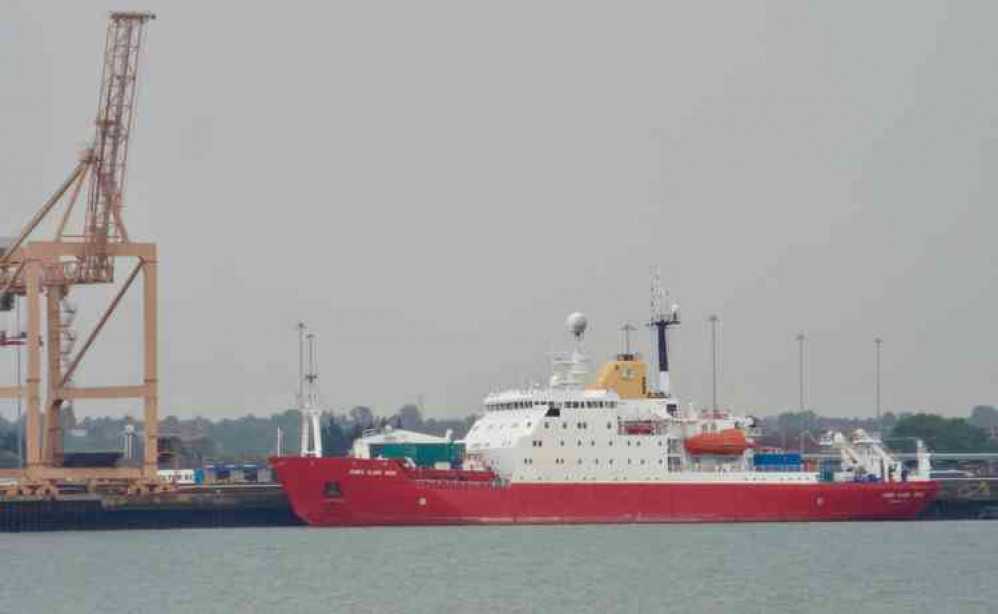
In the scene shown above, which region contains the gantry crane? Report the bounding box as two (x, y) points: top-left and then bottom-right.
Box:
(0, 12), (159, 492)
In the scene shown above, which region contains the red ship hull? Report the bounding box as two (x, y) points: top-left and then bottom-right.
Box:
(271, 457), (939, 526)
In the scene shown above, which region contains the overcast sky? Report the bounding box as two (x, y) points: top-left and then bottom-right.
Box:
(1, 1), (995, 421)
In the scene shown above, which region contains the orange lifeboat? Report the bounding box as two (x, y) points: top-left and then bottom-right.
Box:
(684, 429), (753, 456)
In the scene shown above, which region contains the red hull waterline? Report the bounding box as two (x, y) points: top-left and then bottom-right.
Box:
(271, 457), (939, 527)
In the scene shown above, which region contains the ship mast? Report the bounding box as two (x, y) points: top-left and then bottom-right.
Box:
(649, 268), (680, 397)
(297, 325), (323, 458)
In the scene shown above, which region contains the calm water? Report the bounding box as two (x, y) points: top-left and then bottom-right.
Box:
(1, 522), (995, 613)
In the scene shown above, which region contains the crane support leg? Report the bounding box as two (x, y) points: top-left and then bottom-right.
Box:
(43, 287), (64, 465)
(142, 254), (158, 478)
(24, 261), (42, 468)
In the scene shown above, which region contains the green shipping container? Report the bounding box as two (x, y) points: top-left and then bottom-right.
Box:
(370, 443), (464, 468)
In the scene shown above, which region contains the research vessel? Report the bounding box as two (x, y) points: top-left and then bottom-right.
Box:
(272, 305), (938, 526)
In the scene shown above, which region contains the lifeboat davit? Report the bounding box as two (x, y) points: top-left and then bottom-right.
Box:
(684, 429), (753, 456)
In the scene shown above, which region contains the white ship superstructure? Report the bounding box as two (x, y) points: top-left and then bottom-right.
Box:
(462, 312), (929, 485)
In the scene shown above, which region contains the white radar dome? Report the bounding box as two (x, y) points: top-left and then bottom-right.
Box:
(565, 312), (588, 337)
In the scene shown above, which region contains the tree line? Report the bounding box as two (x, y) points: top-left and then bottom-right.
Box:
(0, 404), (474, 467)
(0, 404), (995, 468)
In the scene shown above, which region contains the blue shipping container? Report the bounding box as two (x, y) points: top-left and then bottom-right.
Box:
(753, 453), (803, 467)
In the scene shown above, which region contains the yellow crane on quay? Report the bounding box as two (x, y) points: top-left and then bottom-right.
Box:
(0, 12), (161, 496)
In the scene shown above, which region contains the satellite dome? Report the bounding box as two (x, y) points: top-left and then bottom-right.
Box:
(565, 312), (588, 337)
